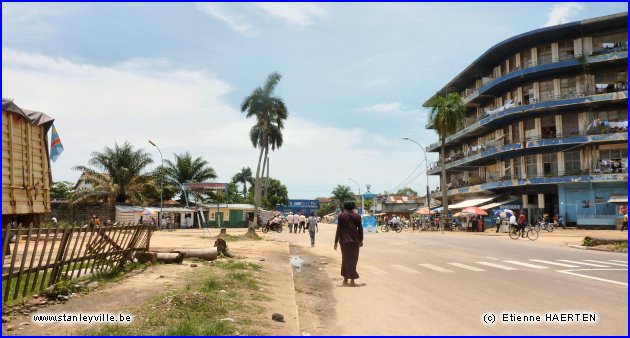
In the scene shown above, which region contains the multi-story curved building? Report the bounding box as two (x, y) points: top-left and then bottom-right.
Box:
(424, 12), (627, 228)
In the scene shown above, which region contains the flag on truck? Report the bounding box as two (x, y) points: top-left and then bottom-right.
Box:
(50, 124), (64, 162)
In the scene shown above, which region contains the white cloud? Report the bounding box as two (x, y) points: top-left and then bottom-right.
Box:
(544, 2), (584, 27)
(2, 49), (435, 198)
(255, 3), (327, 29)
(357, 102), (402, 114)
(194, 3), (255, 34)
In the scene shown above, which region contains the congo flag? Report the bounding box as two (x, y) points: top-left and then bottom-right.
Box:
(50, 124), (64, 162)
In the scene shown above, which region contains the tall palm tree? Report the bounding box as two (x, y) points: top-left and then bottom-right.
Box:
(424, 93), (466, 219)
(242, 72), (288, 233)
(163, 152), (217, 205)
(73, 141), (153, 203)
(232, 167), (254, 197)
(262, 127), (284, 198)
(331, 185), (355, 210)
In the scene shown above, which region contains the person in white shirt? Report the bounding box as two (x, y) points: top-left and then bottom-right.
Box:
(51, 216), (58, 227)
(299, 214), (307, 233)
(293, 214), (300, 233)
(286, 213), (294, 233)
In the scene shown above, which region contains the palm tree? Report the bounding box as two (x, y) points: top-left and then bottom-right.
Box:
(72, 141), (153, 204)
(162, 152), (217, 205)
(331, 185), (355, 209)
(232, 167), (254, 197)
(263, 128), (284, 198)
(424, 93), (466, 219)
(242, 72), (288, 233)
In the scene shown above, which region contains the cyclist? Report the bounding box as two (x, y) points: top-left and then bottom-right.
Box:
(509, 212), (519, 236)
(517, 211), (527, 237)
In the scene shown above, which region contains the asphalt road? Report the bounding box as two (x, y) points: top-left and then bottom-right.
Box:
(277, 223), (628, 335)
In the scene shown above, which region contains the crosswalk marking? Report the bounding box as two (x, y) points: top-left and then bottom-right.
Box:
(448, 263), (485, 272)
(418, 264), (453, 273)
(608, 260), (629, 264)
(390, 264), (420, 274)
(476, 261), (518, 270)
(557, 260), (611, 267)
(362, 265), (387, 275)
(503, 260), (548, 269)
(529, 259), (579, 268)
(584, 260), (628, 267)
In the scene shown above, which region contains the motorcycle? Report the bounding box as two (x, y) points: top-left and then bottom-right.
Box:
(261, 221), (283, 233)
(534, 220), (554, 232)
(380, 220), (403, 233)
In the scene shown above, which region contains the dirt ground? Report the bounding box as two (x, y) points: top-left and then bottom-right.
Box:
(2, 228), (322, 336)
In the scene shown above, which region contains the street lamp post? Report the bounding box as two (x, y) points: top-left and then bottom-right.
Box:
(402, 137), (431, 211)
(347, 177), (364, 215)
(148, 140), (163, 229)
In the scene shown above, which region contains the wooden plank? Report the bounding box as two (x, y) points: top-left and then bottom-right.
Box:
(77, 225), (98, 278)
(2, 224), (11, 257)
(4, 223), (22, 301)
(49, 227), (72, 284)
(22, 225), (43, 297)
(38, 225), (62, 293)
(67, 227), (87, 279)
(30, 226), (52, 293)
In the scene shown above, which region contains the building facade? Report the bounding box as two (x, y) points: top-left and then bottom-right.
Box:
(276, 199), (320, 216)
(424, 13), (628, 228)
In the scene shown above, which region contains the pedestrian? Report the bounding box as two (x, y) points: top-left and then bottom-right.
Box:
(517, 211), (527, 237)
(51, 215), (58, 227)
(299, 213), (307, 233)
(94, 215), (101, 227)
(622, 211), (628, 231)
(287, 213), (294, 233)
(477, 216), (483, 232)
(495, 216), (501, 233)
(293, 214), (299, 233)
(308, 213), (318, 247)
(89, 215), (97, 229)
(334, 201), (363, 287)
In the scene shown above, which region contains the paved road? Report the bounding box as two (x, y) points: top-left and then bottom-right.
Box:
(275, 223), (628, 335)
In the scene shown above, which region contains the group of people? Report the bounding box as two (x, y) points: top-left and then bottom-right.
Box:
(285, 212), (309, 233)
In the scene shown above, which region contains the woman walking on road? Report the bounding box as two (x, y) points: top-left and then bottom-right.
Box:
(334, 201), (364, 286)
(308, 213), (318, 247)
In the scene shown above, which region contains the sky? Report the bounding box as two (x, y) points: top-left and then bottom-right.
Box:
(2, 2), (628, 199)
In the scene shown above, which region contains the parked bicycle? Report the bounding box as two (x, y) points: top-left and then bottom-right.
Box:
(533, 220), (554, 232)
(509, 224), (538, 240)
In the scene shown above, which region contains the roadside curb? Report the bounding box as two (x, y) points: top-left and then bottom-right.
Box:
(567, 244), (625, 253)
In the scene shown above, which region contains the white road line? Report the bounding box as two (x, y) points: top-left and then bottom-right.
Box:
(390, 264), (420, 274)
(418, 264), (453, 273)
(529, 259), (579, 268)
(503, 260), (548, 269)
(557, 260), (611, 267)
(362, 265), (387, 275)
(609, 260), (629, 264)
(584, 260), (628, 267)
(475, 262), (518, 271)
(448, 263), (485, 272)
(557, 269), (628, 286)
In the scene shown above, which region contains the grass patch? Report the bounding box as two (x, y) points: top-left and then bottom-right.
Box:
(85, 258), (270, 336)
(611, 242), (628, 252)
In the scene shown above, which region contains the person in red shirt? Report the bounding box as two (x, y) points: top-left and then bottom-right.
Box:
(517, 211), (527, 237)
(334, 201), (364, 287)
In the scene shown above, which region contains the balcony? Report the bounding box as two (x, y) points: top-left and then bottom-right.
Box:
(428, 88), (628, 152)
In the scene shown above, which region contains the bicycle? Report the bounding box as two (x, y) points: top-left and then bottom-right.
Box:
(533, 220), (554, 233)
(509, 224), (538, 240)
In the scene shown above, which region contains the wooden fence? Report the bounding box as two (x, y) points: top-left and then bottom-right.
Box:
(2, 222), (154, 301)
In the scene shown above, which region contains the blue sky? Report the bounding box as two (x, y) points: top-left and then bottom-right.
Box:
(2, 2), (627, 199)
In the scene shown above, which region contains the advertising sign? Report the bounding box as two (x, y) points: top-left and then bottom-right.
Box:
(362, 215), (377, 234)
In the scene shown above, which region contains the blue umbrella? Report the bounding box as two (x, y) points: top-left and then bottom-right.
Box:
(494, 209), (514, 218)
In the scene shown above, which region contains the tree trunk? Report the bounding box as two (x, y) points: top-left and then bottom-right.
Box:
(440, 137), (448, 219)
(242, 180), (247, 198)
(263, 150), (270, 198)
(250, 146), (265, 233)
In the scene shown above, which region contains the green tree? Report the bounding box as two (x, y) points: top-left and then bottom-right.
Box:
(260, 178), (289, 209)
(242, 72), (288, 233)
(316, 202), (335, 217)
(163, 152), (217, 205)
(72, 141), (153, 204)
(364, 199), (373, 213)
(231, 167), (254, 197)
(50, 181), (74, 200)
(209, 182), (243, 204)
(424, 93), (466, 218)
(395, 187), (418, 196)
(331, 185), (355, 209)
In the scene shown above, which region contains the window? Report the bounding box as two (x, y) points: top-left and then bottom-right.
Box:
(564, 151), (581, 175)
(514, 157), (523, 178)
(512, 122), (520, 143)
(558, 41), (574, 61)
(521, 48), (533, 67)
(600, 148), (628, 161)
(562, 114), (579, 137)
(504, 160), (512, 178)
(539, 79), (554, 101)
(537, 44), (552, 64)
(542, 153), (557, 176)
(527, 155), (537, 177)
(541, 115), (556, 139)
(595, 110), (624, 122)
(560, 77), (576, 98)
(522, 83), (534, 104)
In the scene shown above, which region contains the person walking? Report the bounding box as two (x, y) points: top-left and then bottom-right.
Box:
(293, 214), (299, 233)
(308, 213), (318, 247)
(299, 213), (307, 233)
(334, 201), (363, 287)
(622, 211), (628, 231)
(495, 216), (502, 233)
(51, 215), (58, 227)
(286, 213), (294, 233)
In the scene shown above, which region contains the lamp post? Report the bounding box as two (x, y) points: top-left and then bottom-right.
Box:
(148, 140), (163, 229)
(402, 137), (431, 211)
(347, 177), (364, 215)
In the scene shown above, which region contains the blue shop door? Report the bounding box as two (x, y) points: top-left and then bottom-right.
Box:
(564, 189), (583, 223)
